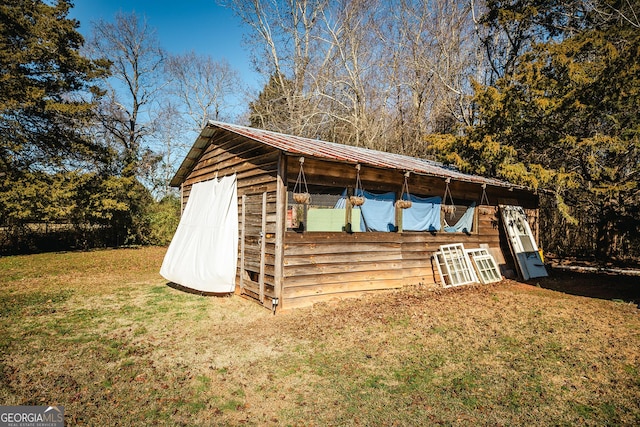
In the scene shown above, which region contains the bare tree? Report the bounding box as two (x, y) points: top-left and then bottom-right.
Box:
(219, 0), (328, 136)
(315, 0), (394, 149)
(89, 12), (165, 178)
(223, 0), (487, 155)
(388, 0), (439, 152)
(154, 101), (189, 198)
(590, 0), (640, 28)
(391, 0), (479, 141)
(166, 51), (242, 130)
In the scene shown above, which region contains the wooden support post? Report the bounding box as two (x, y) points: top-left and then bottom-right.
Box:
(273, 153), (286, 307)
(345, 187), (353, 232)
(180, 183), (184, 216)
(259, 191), (267, 303)
(473, 205), (479, 234)
(395, 191), (403, 232)
(240, 194), (246, 293)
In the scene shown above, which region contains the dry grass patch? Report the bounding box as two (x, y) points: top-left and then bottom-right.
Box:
(1, 247), (639, 426)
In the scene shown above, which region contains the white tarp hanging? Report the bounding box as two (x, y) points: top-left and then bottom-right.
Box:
(160, 174), (238, 293)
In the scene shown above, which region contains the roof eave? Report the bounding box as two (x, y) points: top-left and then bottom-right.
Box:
(169, 121), (536, 194)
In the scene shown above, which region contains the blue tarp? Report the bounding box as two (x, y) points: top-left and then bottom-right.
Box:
(444, 202), (476, 233)
(334, 190), (347, 209)
(402, 195), (442, 231)
(357, 190), (396, 232)
(337, 190), (443, 232)
(335, 189), (395, 231)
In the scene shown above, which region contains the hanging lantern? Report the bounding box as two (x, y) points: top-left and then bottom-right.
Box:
(396, 171), (413, 209)
(349, 164), (365, 206)
(293, 157), (311, 204)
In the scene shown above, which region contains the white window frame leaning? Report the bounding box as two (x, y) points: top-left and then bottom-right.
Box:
(465, 248), (502, 284)
(434, 243), (478, 287)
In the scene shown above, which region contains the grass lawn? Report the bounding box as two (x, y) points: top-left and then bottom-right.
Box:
(1, 247), (639, 426)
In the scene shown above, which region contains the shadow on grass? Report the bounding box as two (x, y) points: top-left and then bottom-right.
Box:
(535, 268), (640, 306)
(165, 281), (233, 298)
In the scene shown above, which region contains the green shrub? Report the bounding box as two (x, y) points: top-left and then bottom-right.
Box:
(146, 195), (181, 246)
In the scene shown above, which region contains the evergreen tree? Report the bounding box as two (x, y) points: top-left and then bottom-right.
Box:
(0, 1), (164, 251)
(0, 0), (108, 174)
(430, 0), (640, 258)
(248, 73), (296, 131)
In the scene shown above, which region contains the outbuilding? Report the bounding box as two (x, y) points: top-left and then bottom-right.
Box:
(161, 121), (543, 311)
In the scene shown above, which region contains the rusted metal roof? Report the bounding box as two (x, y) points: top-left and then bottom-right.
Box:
(170, 120), (525, 190)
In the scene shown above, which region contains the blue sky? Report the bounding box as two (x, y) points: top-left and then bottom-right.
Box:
(69, 0), (260, 90)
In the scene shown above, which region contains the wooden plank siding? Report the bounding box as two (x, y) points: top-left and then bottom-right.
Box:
(282, 232), (404, 309)
(278, 155), (524, 309)
(280, 207), (505, 309)
(177, 129), (536, 311)
(285, 156), (539, 209)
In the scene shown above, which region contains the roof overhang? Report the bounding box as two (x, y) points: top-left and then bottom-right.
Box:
(170, 120), (534, 194)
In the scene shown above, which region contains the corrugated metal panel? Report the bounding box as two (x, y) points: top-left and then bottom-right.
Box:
(170, 120), (524, 190)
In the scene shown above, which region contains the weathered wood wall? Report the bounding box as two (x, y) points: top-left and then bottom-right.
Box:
(179, 132), (538, 311)
(285, 156), (539, 209)
(280, 208), (506, 309)
(181, 130), (282, 307)
(279, 156), (535, 309)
